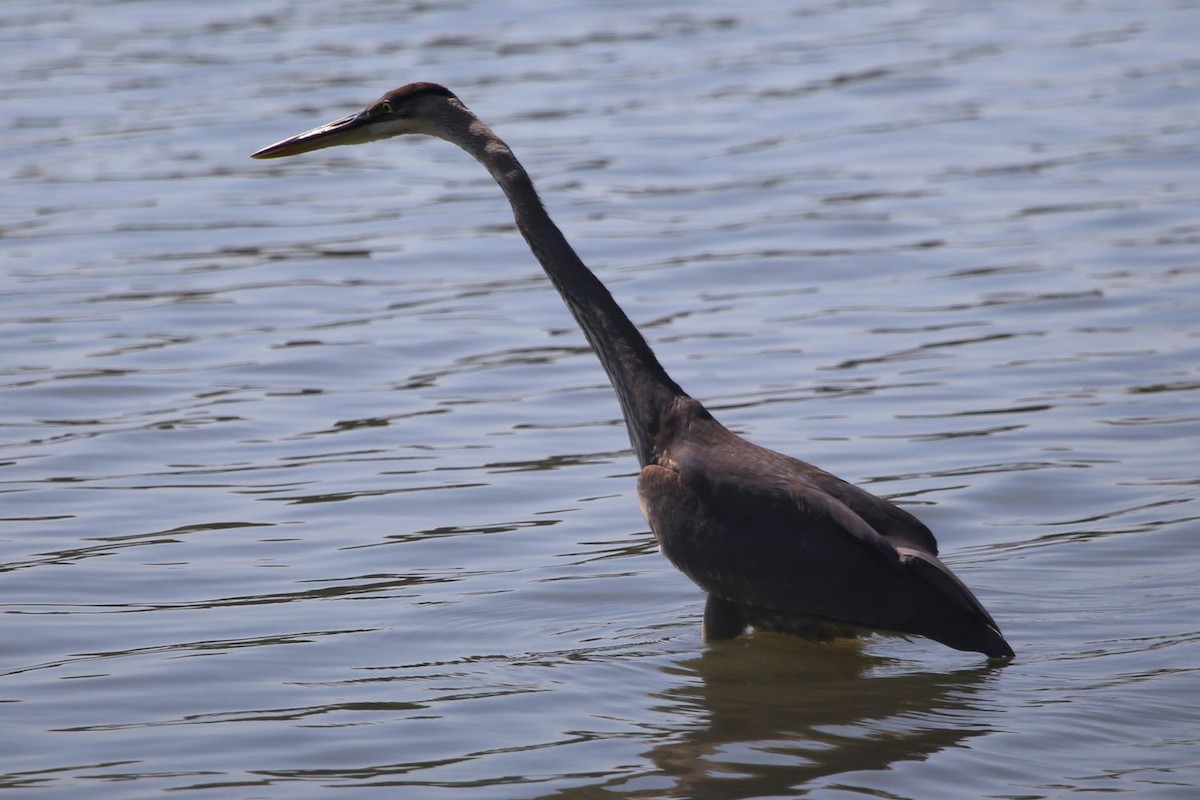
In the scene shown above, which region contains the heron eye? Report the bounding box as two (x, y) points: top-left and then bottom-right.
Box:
(380, 102), (394, 115)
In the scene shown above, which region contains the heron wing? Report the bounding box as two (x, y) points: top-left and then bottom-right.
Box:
(638, 459), (919, 629)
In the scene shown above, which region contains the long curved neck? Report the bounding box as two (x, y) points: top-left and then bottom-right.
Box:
(438, 105), (686, 466)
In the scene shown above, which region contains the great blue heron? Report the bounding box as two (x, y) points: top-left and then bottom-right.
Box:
(253, 82), (1014, 660)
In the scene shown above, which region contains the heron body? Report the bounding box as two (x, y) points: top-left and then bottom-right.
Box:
(253, 82), (1014, 660)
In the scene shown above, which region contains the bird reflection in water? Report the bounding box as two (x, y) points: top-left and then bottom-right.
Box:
(547, 640), (999, 799)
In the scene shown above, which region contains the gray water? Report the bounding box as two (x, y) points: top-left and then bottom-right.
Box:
(3, 1), (1199, 797)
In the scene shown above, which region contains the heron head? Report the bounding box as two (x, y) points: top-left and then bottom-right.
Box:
(251, 82), (461, 159)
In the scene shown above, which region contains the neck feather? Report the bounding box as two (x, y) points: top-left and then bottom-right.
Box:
(440, 105), (686, 466)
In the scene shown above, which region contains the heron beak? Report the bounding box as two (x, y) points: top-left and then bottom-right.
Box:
(251, 110), (372, 159)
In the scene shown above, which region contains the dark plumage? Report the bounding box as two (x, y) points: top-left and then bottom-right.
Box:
(253, 83), (1014, 660)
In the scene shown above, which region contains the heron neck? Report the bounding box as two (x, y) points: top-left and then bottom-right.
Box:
(448, 112), (685, 466)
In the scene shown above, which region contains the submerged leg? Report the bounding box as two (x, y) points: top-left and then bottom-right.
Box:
(702, 593), (747, 640)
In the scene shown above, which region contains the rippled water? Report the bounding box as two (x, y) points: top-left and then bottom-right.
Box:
(4, 1), (1200, 797)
